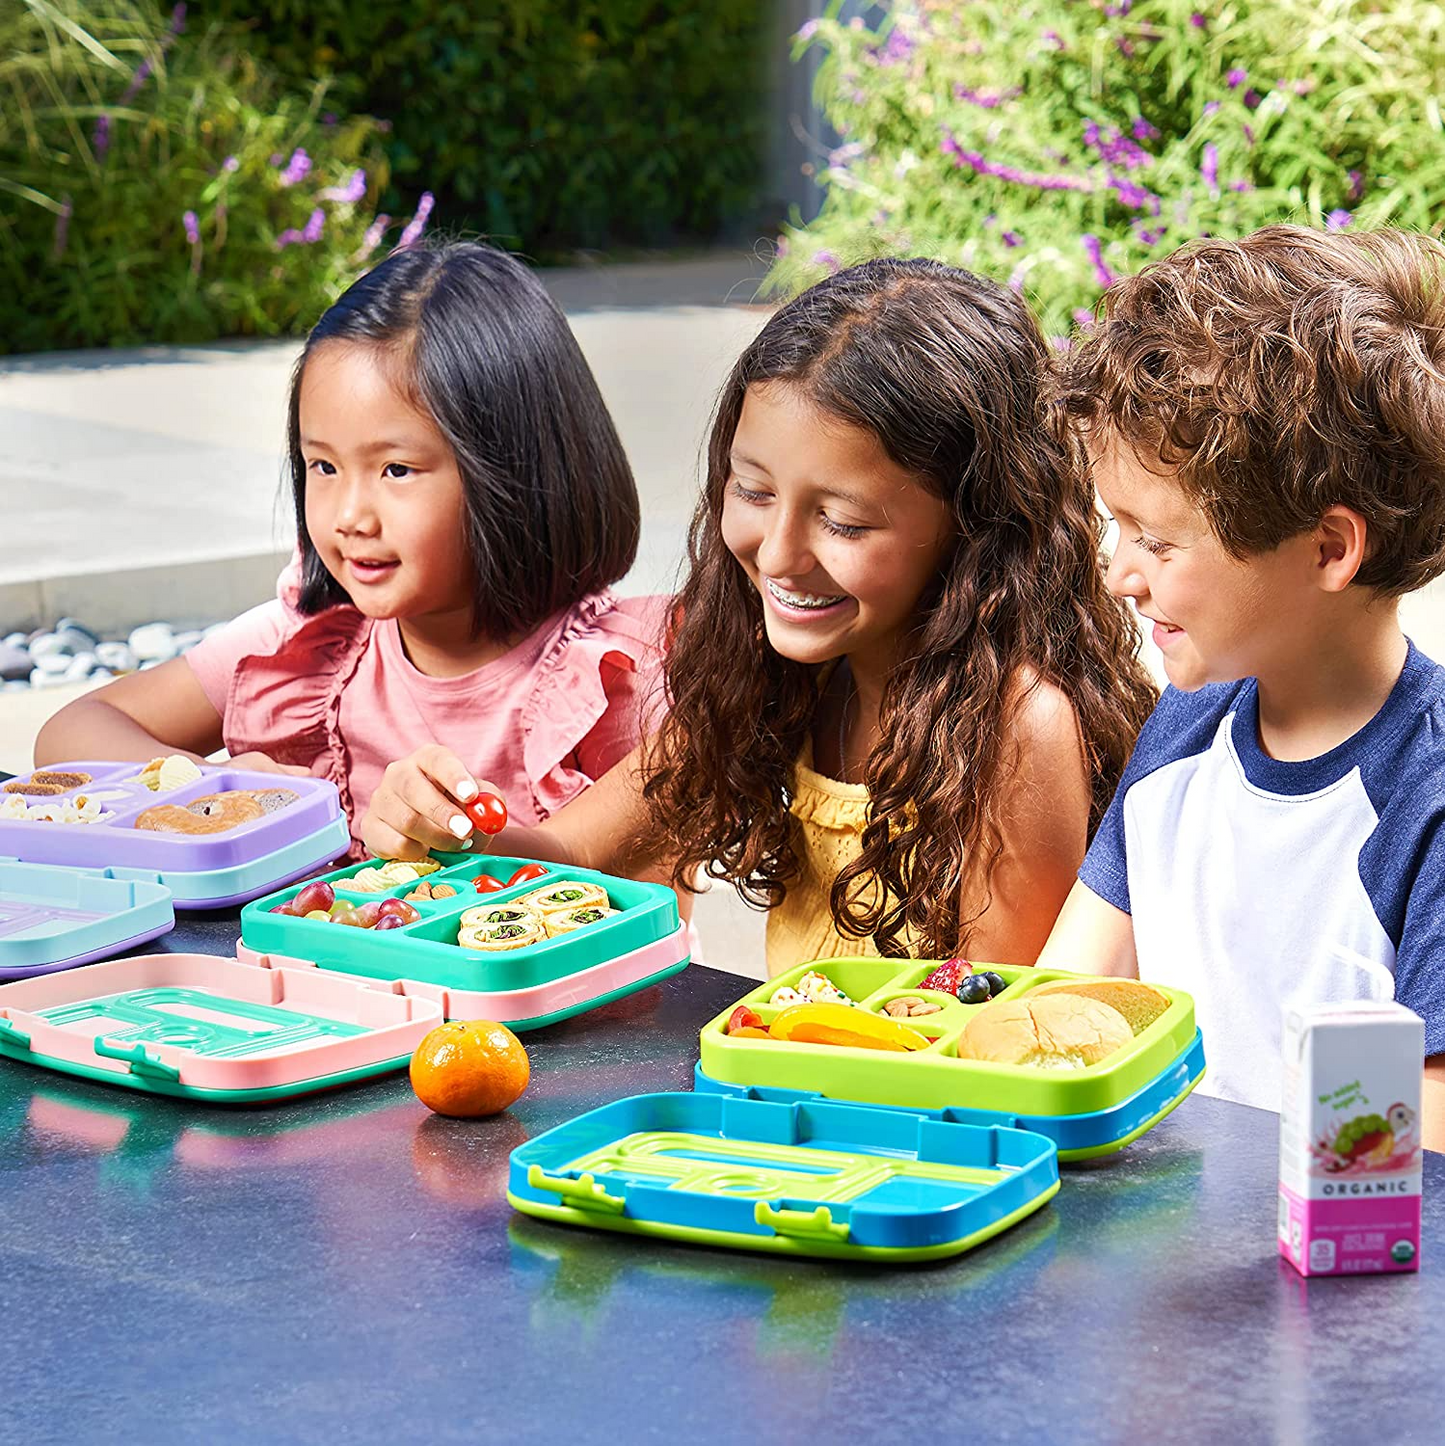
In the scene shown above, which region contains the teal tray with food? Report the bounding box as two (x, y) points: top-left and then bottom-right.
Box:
(239, 852), (686, 1001)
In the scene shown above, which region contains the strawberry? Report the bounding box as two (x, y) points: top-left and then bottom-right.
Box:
(918, 958), (972, 995)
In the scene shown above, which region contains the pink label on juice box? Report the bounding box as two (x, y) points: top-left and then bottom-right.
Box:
(1279, 1180), (1420, 1276)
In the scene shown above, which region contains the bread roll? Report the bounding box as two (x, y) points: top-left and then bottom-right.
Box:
(957, 993), (1133, 1070)
(1031, 978), (1171, 1035)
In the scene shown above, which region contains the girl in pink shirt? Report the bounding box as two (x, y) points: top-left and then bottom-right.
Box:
(37, 242), (667, 858)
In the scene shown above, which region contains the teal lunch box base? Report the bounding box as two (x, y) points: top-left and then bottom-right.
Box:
(692, 1029), (1206, 1163)
(508, 1089), (1061, 1261)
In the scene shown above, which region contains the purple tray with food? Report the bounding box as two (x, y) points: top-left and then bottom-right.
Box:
(0, 761), (351, 908)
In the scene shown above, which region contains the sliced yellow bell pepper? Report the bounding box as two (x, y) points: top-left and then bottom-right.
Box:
(769, 1002), (929, 1052)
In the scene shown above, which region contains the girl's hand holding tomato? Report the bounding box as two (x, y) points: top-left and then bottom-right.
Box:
(360, 744), (507, 862)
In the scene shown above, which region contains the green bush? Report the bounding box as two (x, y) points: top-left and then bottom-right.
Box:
(767, 1), (1445, 337)
(202, 0), (769, 253)
(1, 0), (397, 352)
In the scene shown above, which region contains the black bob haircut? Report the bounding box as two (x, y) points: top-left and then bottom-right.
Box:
(287, 240), (640, 636)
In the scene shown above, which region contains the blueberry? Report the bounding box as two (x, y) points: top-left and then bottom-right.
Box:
(981, 971), (1007, 998)
(957, 974), (992, 1005)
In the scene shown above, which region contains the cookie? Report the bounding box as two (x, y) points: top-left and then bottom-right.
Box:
(30, 771), (93, 790)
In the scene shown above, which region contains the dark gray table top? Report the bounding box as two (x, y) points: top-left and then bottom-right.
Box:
(0, 908), (1440, 1445)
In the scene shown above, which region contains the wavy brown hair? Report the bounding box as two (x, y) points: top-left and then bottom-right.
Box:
(1061, 225), (1445, 597)
(643, 257), (1157, 957)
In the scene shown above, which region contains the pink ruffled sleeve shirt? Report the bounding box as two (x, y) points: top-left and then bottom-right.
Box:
(187, 568), (670, 858)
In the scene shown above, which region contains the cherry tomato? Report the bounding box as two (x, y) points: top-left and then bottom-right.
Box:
(462, 791), (508, 836)
(506, 863), (550, 887)
(472, 874), (506, 893)
(727, 1005), (763, 1035)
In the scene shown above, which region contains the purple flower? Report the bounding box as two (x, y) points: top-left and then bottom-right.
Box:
(321, 168), (367, 204)
(1348, 170), (1365, 201)
(169, 3), (186, 34)
(1008, 263), (1028, 295)
(120, 59), (152, 105)
(1229, 179), (1253, 192)
(1203, 101), (1221, 118)
(182, 209), (199, 245)
(1244, 89), (1260, 109)
(1073, 307), (1097, 331)
(1201, 143), (1219, 196)
(92, 113), (111, 161)
(1002, 230), (1022, 248)
(1116, 37), (1135, 57)
(1226, 67), (1248, 88)
(775, 235), (789, 258)
(954, 84), (1020, 109)
(1325, 209), (1353, 232)
(302, 208), (325, 243)
(1105, 0), (1132, 14)
(397, 191), (435, 249)
(812, 249), (840, 272)
(277, 148), (312, 187)
(1109, 176), (1163, 214)
(1190, 11), (1207, 26)
(1082, 234), (1116, 288)
(796, 19), (820, 42)
(1042, 29), (1066, 50)
(1243, 124), (1255, 147)
(222, 155), (239, 173)
(876, 28), (915, 65)
(1133, 224), (1167, 246)
(357, 214), (391, 257)
(322, 112), (338, 127)
(1132, 116), (1159, 141)
(52, 196), (72, 261)
(943, 134), (1093, 196)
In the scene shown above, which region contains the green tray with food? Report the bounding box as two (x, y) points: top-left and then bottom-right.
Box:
(694, 957), (1204, 1161)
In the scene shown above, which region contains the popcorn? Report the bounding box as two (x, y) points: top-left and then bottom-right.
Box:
(767, 972), (856, 1009)
(0, 792), (114, 824)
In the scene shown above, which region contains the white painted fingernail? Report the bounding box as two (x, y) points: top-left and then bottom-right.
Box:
(455, 778), (478, 801)
(448, 814), (471, 838)
(459, 838), (473, 849)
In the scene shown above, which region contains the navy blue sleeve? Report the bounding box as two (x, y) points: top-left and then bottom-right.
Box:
(1078, 682), (1241, 917)
(1357, 695), (1445, 1057)
(1393, 836), (1445, 1058)
(1359, 808), (1445, 1059)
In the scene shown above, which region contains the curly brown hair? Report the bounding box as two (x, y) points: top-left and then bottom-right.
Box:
(642, 257), (1158, 957)
(1061, 224), (1445, 597)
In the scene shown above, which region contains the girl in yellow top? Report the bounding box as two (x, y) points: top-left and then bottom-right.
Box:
(363, 258), (1157, 974)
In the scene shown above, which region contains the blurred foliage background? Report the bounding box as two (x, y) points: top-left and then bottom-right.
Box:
(6, 0), (1444, 354)
(1, 0), (769, 353)
(766, 0), (1445, 338)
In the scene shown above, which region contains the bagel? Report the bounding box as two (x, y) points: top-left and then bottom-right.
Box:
(135, 792), (264, 835)
(957, 992), (1134, 1070)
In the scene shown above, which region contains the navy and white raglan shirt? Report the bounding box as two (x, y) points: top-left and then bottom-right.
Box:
(1080, 639), (1445, 1112)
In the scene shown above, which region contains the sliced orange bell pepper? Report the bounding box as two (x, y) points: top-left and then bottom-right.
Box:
(769, 1002), (928, 1052)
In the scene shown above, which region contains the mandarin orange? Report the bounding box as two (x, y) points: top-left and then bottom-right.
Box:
(409, 1019), (530, 1118)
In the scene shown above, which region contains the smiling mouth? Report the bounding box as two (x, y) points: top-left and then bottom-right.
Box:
(764, 578), (849, 611)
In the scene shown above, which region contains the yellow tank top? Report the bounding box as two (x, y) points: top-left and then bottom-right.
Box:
(765, 743), (918, 978)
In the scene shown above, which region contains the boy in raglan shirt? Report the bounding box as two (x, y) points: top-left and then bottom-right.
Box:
(1041, 225), (1445, 1147)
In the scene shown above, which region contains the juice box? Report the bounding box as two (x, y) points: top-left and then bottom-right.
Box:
(1278, 1000), (1423, 1277)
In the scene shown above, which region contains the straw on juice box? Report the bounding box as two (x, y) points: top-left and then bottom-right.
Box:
(1278, 1000), (1423, 1277)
